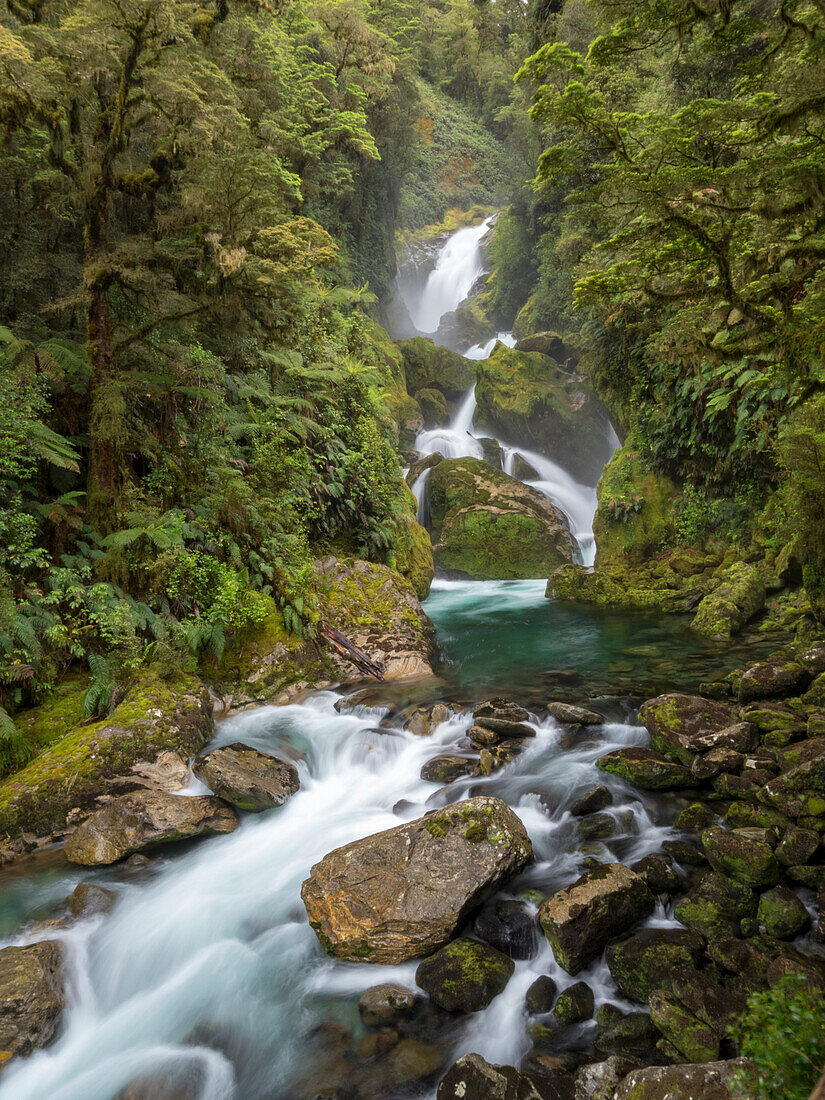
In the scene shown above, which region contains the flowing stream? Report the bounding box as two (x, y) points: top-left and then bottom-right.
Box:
(402, 217), (495, 335)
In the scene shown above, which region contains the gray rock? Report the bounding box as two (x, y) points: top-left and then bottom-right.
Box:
(613, 1059), (753, 1100)
(547, 703), (604, 726)
(571, 786), (613, 816)
(574, 1057), (642, 1100)
(358, 983), (416, 1027)
(420, 755), (476, 783)
(0, 941), (64, 1056)
(301, 797), (533, 963)
(68, 882), (117, 918)
(473, 899), (539, 960)
(437, 1052), (572, 1100)
(193, 742), (299, 812)
(525, 975), (557, 1015)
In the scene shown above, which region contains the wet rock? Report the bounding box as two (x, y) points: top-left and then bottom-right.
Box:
(662, 839), (706, 866)
(638, 694), (737, 765)
(701, 827), (779, 887)
(358, 983), (417, 1027)
(547, 703), (604, 727)
(691, 747), (743, 781)
(756, 885), (811, 939)
(473, 899), (539, 960)
(468, 724), (500, 747)
(775, 824), (820, 866)
(474, 699), (529, 723)
(649, 984), (725, 1062)
(766, 944), (825, 989)
(415, 938), (514, 1012)
(525, 975), (558, 1015)
(420, 755), (476, 784)
(404, 704), (452, 736)
(691, 561), (766, 638)
(301, 796), (532, 963)
(554, 982), (594, 1025)
(68, 882), (117, 918)
(437, 1052), (572, 1100)
(596, 748), (698, 790)
(576, 813), (619, 840)
(494, 738), (529, 761)
(674, 803), (716, 830)
(759, 738), (825, 818)
(574, 1057), (643, 1100)
(64, 791), (239, 866)
(710, 722), (759, 752)
(614, 1059), (752, 1099)
(708, 933), (785, 994)
(386, 1037), (443, 1085)
(674, 871), (757, 938)
(629, 854), (681, 893)
(192, 743), (299, 812)
(114, 1073), (204, 1100)
(474, 716), (535, 739)
(595, 1004), (659, 1060)
(538, 863), (654, 975)
(571, 787), (613, 817)
(0, 940), (64, 1056)
(605, 928), (704, 1003)
(738, 657), (809, 703)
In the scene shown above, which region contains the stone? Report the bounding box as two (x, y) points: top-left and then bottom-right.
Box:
(474, 699), (529, 722)
(437, 1052), (571, 1100)
(301, 797), (533, 963)
(571, 787), (613, 816)
(701, 827), (779, 887)
(358, 984), (416, 1027)
(708, 722), (759, 752)
(614, 1059), (752, 1100)
(554, 982), (594, 1025)
(605, 928), (704, 1003)
(474, 716), (536, 739)
(756, 886), (811, 939)
(760, 739), (825, 818)
(595, 1004), (659, 1059)
(648, 991), (720, 1063)
(415, 938), (514, 1012)
(775, 824), (820, 866)
(596, 748), (698, 790)
(473, 899), (539, 960)
(741, 702), (806, 737)
(637, 695), (736, 765)
(0, 940), (64, 1056)
(547, 703), (604, 726)
(574, 1057), (643, 1100)
(386, 1037), (443, 1085)
(691, 747), (743, 781)
(577, 813), (619, 840)
(64, 791), (239, 866)
(662, 840), (706, 866)
(629, 854), (681, 893)
(427, 457), (578, 580)
(405, 704), (452, 736)
(674, 871), (757, 938)
(420, 755), (476, 784)
(538, 863), (654, 975)
(738, 657), (809, 703)
(192, 742), (299, 812)
(675, 804), (716, 830)
(691, 561), (766, 638)
(68, 882), (117, 918)
(525, 975), (558, 1015)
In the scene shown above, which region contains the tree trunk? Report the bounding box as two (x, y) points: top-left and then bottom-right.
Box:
(85, 258), (122, 533)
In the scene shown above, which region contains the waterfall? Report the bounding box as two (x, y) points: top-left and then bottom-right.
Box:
(399, 217), (494, 335)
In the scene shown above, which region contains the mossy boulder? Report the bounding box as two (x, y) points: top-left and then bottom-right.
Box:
(0, 673), (213, 847)
(428, 457), (577, 579)
(389, 488), (435, 601)
(756, 885), (811, 939)
(11, 675), (88, 766)
(538, 863), (654, 975)
(474, 342), (614, 483)
(596, 748), (699, 791)
(595, 1003), (660, 1059)
(436, 1053), (567, 1100)
(605, 928), (705, 1003)
(0, 941), (64, 1057)
(691, 562), (766, 638)
(738, 656), (810, 703)
(593, 444), (680, 568)
(554, 981), (594, 1025)
(674, 872), (757, 938)
(701, 827), (779, 887)
(415, 937), (514, 1012)
(648, 991), (720, 1063)
(546, 559), (711, 614)
(415, 386), (449, 426)
(301, 797), (533, 964)
(192, 743), (299, 812)
(638, 694), (737, 766)
(397, 337), (475, 400)
(614, 1060), (753, 1100)
(525, 975), (558, 1015)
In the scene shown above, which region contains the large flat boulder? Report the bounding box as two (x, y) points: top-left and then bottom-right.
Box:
(597, 747), (699, 790)
(638, 694), (737, 765)
(301, 797), (533, 964)
(427, 457), (578, 580)
(538, 863), (654, 975)
(64, 790), (239, 866)
(193, 743), (299, 812)
(614, 1059), (752, 1100)
(691, 562), (765, 639)
(0, 941), (64, 1056)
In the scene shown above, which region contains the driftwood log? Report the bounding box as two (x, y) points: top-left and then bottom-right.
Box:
(319, 620), (385, 681)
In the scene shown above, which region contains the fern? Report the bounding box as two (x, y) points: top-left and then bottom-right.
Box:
(0, 705), (33, 773)
(83, 654), (118, 718)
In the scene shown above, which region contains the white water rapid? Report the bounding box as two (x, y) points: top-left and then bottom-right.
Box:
(404, 217), (495, 335)
(0, 689), (678, 1100)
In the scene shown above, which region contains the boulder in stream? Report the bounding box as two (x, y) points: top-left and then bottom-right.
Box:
(0, 940), (64, 1056)
(637, 694), (737, 765)
(547, 702), (604, 726)
(415, 937), (514, 1012)
(193, 743), (299, 812)
(301, 796), (533, 963)
(614, 1059), (753, 1100)
(538, 864), (654, 975)
(64, 790), (239, 866)
(437, 1052), (572, 1100)
(596, 747), (699, 790)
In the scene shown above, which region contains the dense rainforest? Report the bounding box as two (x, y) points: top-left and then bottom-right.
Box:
(2, 0), (825, 1098)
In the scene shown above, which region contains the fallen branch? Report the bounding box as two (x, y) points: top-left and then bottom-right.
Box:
(319, 620), (385, 681)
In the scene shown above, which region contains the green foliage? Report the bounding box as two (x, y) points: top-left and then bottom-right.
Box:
(731, 975), (825, 1100)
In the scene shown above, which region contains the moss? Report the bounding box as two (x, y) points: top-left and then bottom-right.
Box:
(396, 337), (475, 399)
(593, 442), (681, 568)
(0, 671), (212, 839)
(12, 674), (88, 758)
(692, 562), (766, 638)
(546, 560), (711, 613)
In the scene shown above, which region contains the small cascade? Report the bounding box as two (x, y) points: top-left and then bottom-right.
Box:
(464, 331), (516, 360)
(403, 217), (494, 335)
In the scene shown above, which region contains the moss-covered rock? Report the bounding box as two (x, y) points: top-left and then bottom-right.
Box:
(546, 558), (714, 613)
(11, 675), (88, 765)
(415, 937), (514, 1012)
(397, 337), (475, 400)
(554, 980), (594, 1025)
(614, 1060), (753, 1100)
(0, 672), (213, 846)
(692, 562), (766, 638)
(0, 941), (64, 1057)
(756, 885), (811, 939)
(701, 827), (779, 887)
(674, 871), (757, 938)
(596, 748), (699, 791)
(415, 386), (449, 426)
(648, 991), (720, 1063)
(474, 342), (614, 483)
(594, 444), (680, 568)
(738, 656), (810, 703)
(428, 457), (577, 579)
(605, 928), (705, 1003)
